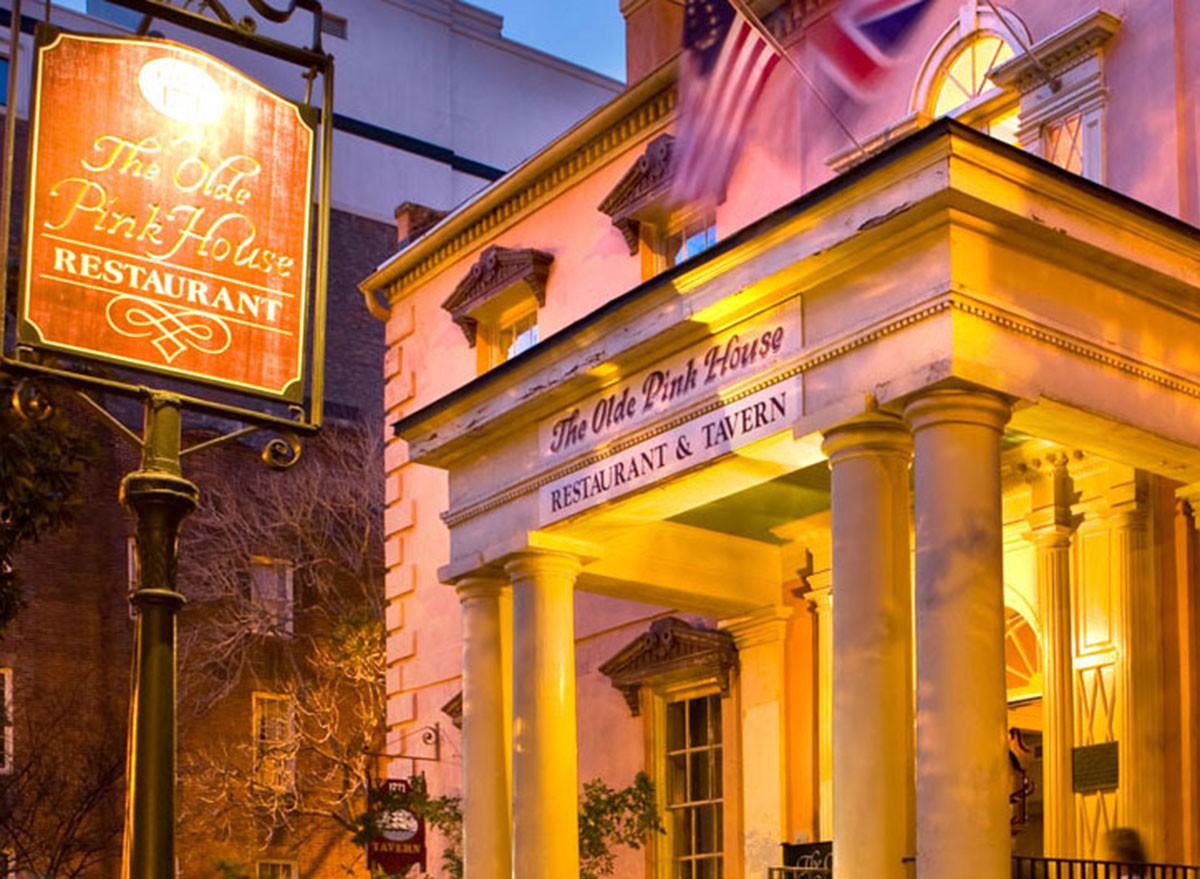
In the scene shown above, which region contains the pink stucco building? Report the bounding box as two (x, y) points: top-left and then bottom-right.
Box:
(363, 2), (1200, 877)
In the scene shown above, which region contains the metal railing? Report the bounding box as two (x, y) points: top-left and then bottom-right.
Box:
(768, 857), (1200, 879)
(1013, 857), (1200, 879)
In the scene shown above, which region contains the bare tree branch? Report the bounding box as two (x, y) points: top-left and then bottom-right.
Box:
(177, 420), (386, 862)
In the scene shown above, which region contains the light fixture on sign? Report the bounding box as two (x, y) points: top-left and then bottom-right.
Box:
(138, 57), (224, 125)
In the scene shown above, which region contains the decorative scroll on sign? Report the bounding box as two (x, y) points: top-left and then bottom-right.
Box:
(19, 31), (315, 400)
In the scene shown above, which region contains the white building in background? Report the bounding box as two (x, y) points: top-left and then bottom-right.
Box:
(0, 2), (620, 876)
(1, 0), (622, 223)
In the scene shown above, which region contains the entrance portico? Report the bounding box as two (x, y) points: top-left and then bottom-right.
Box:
(392, 123), (1200, 879)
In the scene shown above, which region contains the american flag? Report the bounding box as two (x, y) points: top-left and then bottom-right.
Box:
(812, 0), (934, 100)
(672, 0), (782, 205)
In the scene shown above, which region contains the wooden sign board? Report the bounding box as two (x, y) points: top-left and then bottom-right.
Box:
(367, 779), (428, 875)
(19, 31), (315, 400)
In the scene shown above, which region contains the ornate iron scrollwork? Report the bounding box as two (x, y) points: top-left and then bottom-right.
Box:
(261, 431), (302, 470)
(115, 0), (331, 61)
(11, 379), (54, 422)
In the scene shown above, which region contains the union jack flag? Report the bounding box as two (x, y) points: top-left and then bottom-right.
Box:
(672, 0), (782, 205)
(813, 0), (934, 100)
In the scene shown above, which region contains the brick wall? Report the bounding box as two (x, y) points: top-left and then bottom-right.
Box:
(1, 101), (395, 873)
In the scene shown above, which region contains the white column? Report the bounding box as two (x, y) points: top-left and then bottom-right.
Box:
(721, 605), (793, 877)
(905, 388), (1011, 879)
(1110, 484), (1165, 860)
(457, 576), (512, 879)
(1175, 483), (1200, 863)
(822, 413), (915, 879)
(506, 551), (582, 879)
(1023, 454), (1077, 857)
(806, 584), (834, 842)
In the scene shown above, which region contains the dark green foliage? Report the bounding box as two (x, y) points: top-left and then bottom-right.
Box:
(0, 379), (92, 631)
(211, 859), (251, 879)
(578, 771), (665, 879)
(356, 771), (663, 879)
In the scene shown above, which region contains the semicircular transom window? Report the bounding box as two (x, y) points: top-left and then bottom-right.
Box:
(1005, 606), (1043, 701)
(931, 34), (1018, 145)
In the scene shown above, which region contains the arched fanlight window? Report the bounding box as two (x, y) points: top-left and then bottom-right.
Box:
(909, 5), (1029, 148)
(929, 32), (1018, 144)
(1005, 605), (1043, 702)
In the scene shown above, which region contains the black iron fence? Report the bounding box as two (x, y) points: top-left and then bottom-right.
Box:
(1013, 857), (1200, 879)
(768, 857), (1200, 879)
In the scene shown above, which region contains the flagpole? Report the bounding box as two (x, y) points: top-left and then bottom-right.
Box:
(726, 0), (867, 157)
(981, 0), (1060, 92)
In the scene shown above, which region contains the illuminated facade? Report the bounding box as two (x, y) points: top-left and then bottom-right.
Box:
(364, 2), (1200, 878)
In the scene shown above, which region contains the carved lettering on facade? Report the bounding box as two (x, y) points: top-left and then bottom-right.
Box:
(539, 304), (800, 467)
(540, 381), (797, 524)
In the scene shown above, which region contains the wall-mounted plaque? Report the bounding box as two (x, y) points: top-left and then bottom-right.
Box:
(1073, 741), (1119, 793)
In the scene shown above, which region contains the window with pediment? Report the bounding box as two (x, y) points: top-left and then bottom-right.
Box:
(442, 245), (553, 372)
(989, 10), (1120, 183)
(600, 617), (739, 879)
(599, 134), (718, 279)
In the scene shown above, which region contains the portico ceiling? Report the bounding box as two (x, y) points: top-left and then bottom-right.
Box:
(668, 460), (831, 544)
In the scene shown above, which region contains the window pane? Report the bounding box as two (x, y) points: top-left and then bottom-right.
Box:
(1046, 114), (1084, 174)
(690, 751), (710, 801)
(667, 701), (686, 750)
(668, 753), (688, 805)
(689, 697), (708, 747)
(673, 809), (692, 857)
(501, 311), (538, 361)
(931, 34), (1016, 125)
(667, 694), (723, 876)
(695, 804), (719, 853)
(666, 215), (717, 268)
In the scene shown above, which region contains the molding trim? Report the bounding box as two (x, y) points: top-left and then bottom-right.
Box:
(437, 291), (1200, 529)
(441, 691), (463, 730)
(599, 617), (738, 716)
(989, 10), (1121, 95)
(382, 85), (677, 297)
(598, 133), (677, 254)
(441, 245), (554, 346)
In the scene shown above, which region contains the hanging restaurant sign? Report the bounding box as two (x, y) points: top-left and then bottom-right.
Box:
(367, 778), (428, 874)
(18, 30), (316, 401)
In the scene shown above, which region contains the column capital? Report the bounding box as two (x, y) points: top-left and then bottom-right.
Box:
(1024, 453), (1080, 546)
(803, 583), (832, 614)
(455, 574), (510, 602)
(1176, 482), (1200, 528)
(720, 604), (793, 649)
(903, 387), (1011, 435)
(503, 550), (583, 582)
(821, 412), (912, 464)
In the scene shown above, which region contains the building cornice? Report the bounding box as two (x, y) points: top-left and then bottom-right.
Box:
(392, 122), (1200, 470)
(359, 60), (679, 304)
